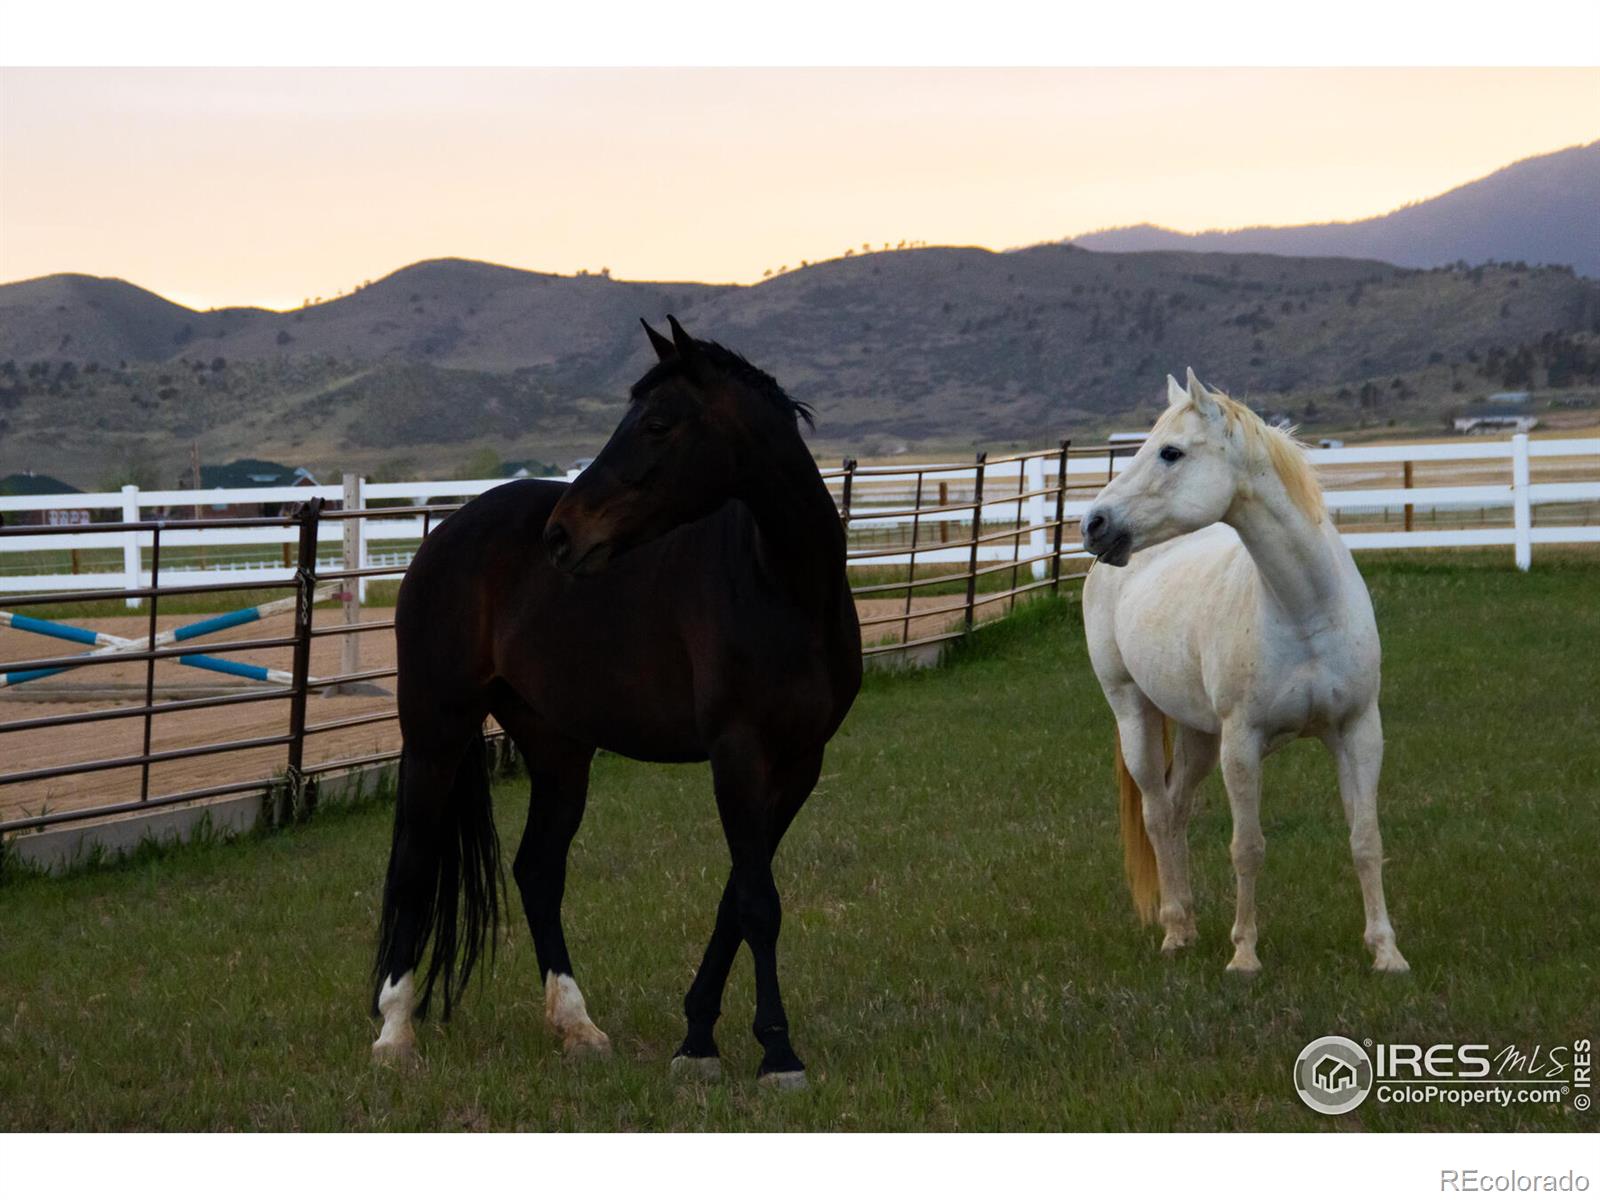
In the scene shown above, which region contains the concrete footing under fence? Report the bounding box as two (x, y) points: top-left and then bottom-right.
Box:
(864, 640), (948, 671)
(5, 756), (402, 875)
(8, 790), (271, 873)
(5, 735), (516, 875)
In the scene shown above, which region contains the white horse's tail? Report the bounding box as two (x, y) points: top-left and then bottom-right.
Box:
(1114, 720), (1170, 925)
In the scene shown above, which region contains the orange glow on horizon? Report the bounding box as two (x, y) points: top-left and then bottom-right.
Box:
(1, 67), (1596, 312)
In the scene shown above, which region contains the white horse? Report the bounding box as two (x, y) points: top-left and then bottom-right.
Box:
(1081, 370), (1408, 974)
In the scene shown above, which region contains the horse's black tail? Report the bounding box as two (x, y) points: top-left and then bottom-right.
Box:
(371, 732), (504, 1021)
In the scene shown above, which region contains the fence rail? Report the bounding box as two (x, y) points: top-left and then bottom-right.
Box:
(2, 433), (1597, 840)
(4, 436), (1595, 594)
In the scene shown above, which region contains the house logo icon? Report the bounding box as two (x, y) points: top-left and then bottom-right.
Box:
(1294, 1036), (1374, 1115)
(1313, 1054), (1357, 1092)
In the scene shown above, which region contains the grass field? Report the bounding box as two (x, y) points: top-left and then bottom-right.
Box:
(1, 556), (1597, 1131)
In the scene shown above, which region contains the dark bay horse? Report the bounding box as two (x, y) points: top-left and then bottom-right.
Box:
(371, 316), (862, 1088)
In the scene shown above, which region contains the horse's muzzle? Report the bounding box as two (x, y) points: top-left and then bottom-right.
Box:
(544, 520), (612, 575)
(1083, 508), (1133, 567)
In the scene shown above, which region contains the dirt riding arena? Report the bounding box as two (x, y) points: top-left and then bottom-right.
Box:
(0, 604), (402, 825)
(0, 593), (1021, 826)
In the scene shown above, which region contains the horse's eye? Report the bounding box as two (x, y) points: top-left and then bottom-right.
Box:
(645, 419), (672, 437)
(1159, 445), (1185, 463)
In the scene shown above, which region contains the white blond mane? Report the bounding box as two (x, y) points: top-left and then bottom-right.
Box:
(1156, 383), (1326, 522)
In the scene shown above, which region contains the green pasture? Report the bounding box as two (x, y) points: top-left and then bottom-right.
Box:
(1, 555), (1596, 1130)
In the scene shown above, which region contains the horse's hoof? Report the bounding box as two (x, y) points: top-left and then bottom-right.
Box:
(1372, 949), (1411, 974)
(1225, 954), (1262, 975)
(545, 973), (611, 1059)
(1161, 934), (1194, 955)
(371, 1034), (418, 1066)
(671, 1054), (722, 1082)
(758, 1069), (808, 1092)
(562, 1027), (612, 1059)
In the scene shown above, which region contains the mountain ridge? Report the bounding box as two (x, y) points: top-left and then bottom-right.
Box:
(1066, 141), (1600, 276)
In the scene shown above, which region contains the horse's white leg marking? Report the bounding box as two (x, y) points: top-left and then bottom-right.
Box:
(544, 971), (612, 1056)
(1328, 706), (1409, 973)
(1219, 724), (1265, 973)
(371, 971), (417, 1063)
(1158, 725), (1218, 950)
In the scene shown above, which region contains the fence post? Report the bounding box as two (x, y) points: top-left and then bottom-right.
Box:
(140, 525), (163, 806)
(1051, 439), (1070, 593)
(341, 473), (362, 687)
(1026, 455), (1047, 580)
(282, 497), (323, 824)
(1402, 460), (1414, 533)
(1512, 433), (1532, 572)
(357, 475), (370, 605)
(964, 452), (987, 631)
(121, 484), (141, 610)
(902, 468), (925, 646)
(839, 456), (856, 625)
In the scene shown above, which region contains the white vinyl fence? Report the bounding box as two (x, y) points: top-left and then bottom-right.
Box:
(2, 434), (1597, 604)
(832, 434), (1599, 575)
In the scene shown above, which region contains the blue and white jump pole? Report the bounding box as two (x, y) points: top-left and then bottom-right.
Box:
(1, 585), (338, 689)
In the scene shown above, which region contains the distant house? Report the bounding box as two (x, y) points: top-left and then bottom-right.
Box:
(179, 459), (320, 517)
(1107, 432), (1148, 445)
(1317, 438), (1346, 449)
(197, 459), (320, 491)
(569, 457), (596, 474)
(0, 471), (88, 527)
(1487, 392), (1532, 405)
(1453, 407), (1540, 435)
(501, 459), (560, 479)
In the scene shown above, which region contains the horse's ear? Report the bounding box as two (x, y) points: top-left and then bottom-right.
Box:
(667, 314), (695, 356)
(640, 318), (675, 362)
(1186, 367), (1222, 419)
(666, 315), (708, 377)
(1167, 374), (1187, 408)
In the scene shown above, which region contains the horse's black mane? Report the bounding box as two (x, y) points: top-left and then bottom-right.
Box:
(633, 340), (816, 430)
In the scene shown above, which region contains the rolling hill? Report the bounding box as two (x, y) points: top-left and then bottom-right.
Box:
(1068, 141), (1600, 277)
(2, 245), (1598, 487)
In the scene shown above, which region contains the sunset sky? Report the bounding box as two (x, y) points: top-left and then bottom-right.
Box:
(1, 67), (1596, 312)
